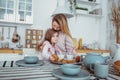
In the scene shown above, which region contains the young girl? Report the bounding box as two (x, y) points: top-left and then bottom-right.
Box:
(36, 28), (61, 60)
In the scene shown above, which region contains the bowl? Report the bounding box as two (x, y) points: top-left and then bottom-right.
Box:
(61, 64), (81, 75)
(24, 56), (38, 64)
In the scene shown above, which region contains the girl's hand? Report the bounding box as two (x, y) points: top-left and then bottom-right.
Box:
(40, 43), (45, 50)
(49, 56), (55, 61)
(49, 54), (58, 62)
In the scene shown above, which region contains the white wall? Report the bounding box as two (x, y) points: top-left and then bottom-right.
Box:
(32, 0), (57, 30)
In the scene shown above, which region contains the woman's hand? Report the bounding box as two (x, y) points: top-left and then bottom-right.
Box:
(49, 54), (58, 62)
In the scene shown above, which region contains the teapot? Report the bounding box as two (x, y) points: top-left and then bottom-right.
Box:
(84, 52), (109, 69)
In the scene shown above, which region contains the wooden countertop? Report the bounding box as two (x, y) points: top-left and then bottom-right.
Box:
(0, 48), (23, 54)
(76, 49), (111, 53)
(0, 48), (110, 54)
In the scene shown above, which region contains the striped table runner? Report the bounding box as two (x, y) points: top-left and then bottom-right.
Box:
(0, 61), (119, 80)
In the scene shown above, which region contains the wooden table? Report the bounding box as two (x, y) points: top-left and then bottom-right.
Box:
(0, 61), (119, 80)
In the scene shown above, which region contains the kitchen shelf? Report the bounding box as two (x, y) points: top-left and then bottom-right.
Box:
(76, 0), (100, 6)
(0, 49), (23, 54)
(76, 13), (102, 18)
(75, 0), (102, 18)
(25, 29), (43, 48)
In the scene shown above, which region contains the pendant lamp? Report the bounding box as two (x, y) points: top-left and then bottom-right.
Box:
(51, 0), (74, 18)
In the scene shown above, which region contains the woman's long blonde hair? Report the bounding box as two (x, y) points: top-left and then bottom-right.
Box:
(52, 14), (72, 38)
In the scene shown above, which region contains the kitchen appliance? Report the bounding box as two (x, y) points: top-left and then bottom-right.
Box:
(51, 0), (73, 18)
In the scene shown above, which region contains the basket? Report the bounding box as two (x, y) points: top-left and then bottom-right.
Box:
(114, 62), (120, 74)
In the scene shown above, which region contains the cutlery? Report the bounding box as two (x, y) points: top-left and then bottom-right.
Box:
(1, 27), (4, 41)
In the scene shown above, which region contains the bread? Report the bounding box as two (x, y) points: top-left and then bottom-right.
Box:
(114, 60), (120, 66)
(61, 60), (67, 64)
(51, 54), (59, 62)
(67, 60), (75, 63)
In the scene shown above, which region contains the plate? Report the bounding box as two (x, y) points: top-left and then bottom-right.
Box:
(52, 68), (90, 80)
(15, 60), (44, 67)
(51, 61), (82, 65)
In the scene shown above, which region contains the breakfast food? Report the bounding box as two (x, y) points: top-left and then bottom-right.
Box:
(51, 54), (59, 62)
(67, 60), (75, 63)
(51, 55), (81, 64)
(114, 60), (120, 66)
(75, 56), (80, 62)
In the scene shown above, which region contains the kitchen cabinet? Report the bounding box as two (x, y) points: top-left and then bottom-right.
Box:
(0, 0), (33, 25)
(75, 0), (102, 18)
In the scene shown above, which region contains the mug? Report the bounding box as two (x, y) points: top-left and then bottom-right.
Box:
(66, 55), (74, 60)
(58, 54), (64, 60)
(94, 63), (109, 78)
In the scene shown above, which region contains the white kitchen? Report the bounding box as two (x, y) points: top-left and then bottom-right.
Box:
(0, 0), (120, 80)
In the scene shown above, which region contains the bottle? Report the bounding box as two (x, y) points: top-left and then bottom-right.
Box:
(79, 38), (82, 49)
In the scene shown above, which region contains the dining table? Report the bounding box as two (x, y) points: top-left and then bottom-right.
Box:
(0, 60), (120, 80)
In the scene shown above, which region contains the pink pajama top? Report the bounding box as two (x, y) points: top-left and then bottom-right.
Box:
(38, 41), (62, 60)
(56, 31), (76, 54)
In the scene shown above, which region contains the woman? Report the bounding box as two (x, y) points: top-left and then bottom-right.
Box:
(51, 14), (76, 54)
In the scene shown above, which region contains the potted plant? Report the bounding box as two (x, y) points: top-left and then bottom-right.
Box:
(75, 6), (88, 14)
(111, 1), (120, 43)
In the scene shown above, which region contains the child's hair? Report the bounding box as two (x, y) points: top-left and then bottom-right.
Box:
(36, 28), (58, 51)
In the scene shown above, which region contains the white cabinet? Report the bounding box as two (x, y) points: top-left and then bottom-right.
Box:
(75, 0), (102, 18)
(17, 0), (33, 24)
(0, 0), (15, 22)
(0, 0), (33, 25)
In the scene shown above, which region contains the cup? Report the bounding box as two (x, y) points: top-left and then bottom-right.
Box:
(58, 54), (64, 60)
(94, 63), (109, 78)
(66, 55), (74, 60)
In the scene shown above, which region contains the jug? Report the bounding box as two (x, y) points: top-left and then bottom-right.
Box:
(84, 52), (109, 69)
(112, 44), (120, 63)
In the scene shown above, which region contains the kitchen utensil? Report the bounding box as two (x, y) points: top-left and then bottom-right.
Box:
(1, 27), (4, 41)
(12, 26), (20, 43)
(24, 56), (38, 64)
(84, 52), (109, 69)
(61, 64), (81, 75)
(91, 63), (109, 78)
(7, 27), (10, 39)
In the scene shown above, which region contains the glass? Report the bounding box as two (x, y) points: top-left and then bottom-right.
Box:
(7, 9), (13, 14)
(26, 3), (32, 11)
(19, 0), (25, 2)
(26, 12), (31, 16)
(0, 9), (5, 19)
(19, 2), (25, 11)
(19, 11), (24, 21)
(26, 0), (32, 3)
(0, 0), (6, 8)
(7, 0), (14, 9)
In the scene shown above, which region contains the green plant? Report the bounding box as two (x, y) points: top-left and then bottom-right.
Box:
(75, 6), (88, 11)
(68, 0), (76, 11)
